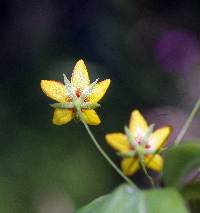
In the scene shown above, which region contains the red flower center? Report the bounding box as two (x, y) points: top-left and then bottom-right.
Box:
(131, 136), (151, 149)
(75, 88), (81, 97)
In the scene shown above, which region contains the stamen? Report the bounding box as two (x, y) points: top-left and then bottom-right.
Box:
(135, 136), (141, 144)
(84, 97), (89, 102)
(135, 135), (151, 149)
(66, 96), (72, 102)
(145, 144), (151, 149)
(75, 89), (81, 97)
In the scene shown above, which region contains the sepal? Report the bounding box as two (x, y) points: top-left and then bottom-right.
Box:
(80, 79), (99, 101)
(50, 102), (74, 109)
(124, 126), (138, 148)
(81, 102), (100, 109)
(142, 124), (155, 145)
(117, 150), (136, 158)
(63, 73), (76, 99)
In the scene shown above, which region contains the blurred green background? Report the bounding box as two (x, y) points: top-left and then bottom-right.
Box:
(0, 0), (200, 212)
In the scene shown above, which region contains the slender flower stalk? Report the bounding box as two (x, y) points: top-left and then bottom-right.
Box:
(77, 108), (137, 189)
(174, 98), (200, 146)
(139, 153), (155, 187)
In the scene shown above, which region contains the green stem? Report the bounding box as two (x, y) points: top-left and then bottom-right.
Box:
(77, 109), (138, 190)
(174, 98), (200, 146)
(139, 155), (155, 188)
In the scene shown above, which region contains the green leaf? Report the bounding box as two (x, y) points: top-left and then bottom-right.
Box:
(181, 182), (200, 213)
(76, 195), (110, 213)
(163, 142), (200, 187)
(181, 182), (200, 200)
(145, 188), (188, 213)
(76, 184), (188, 213)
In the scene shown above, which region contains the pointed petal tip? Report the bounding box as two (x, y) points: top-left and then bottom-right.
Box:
(105, 133), (113, 142)
(72, 59), (90, 89)
(131, 109), (140, 115)
(95, 119), (101, 125)
(105, 133), (110, 140)
(129, 109), (148, 135)
(104, 78), (111, 84)
(76, 59), (86, 65)
(167, 125), (173, 132)
(106, 79), (111, 86)
(164, 124), (173, 138)
(40, 80), (44, 88)
(40, 79), (46, 86)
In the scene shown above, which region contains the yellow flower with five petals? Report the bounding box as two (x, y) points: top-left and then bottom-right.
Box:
(105, 110), (172, 176)
(41, 59), (111, 125)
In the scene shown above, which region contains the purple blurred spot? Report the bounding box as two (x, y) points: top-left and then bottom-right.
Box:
(155, 30), (199, 73)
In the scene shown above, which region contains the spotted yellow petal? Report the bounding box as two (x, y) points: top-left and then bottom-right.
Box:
(145, 154), (163, 172)
(41, 80), (68, 103)
(52, 109), (73, 125)
(121, 158), (140, 176)
(82, 109), (101, 125)
(105, 133), (129, 152)
(71, 59), (90, 90)
(88, 79), (111, 103)
(129, 110), (148, 137)
(149, 126), (172, 150)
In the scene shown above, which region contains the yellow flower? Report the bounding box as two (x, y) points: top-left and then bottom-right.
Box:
(41, 59), (111, 125)
(105, 110), (172, 176)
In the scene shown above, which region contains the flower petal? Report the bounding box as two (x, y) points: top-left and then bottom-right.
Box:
(41, 80), (68, 103)
(129, 110), (148, 137)
(121, 158), (140, 176)
(88, 79), (111, 103)
(71, 59), (90, 90)
(145, 154), (163, 172)
(105, 133), (129, 152)
(82, 109), (101, 125)
(53, 109), (73, 125)
(149, 126), (172, 150)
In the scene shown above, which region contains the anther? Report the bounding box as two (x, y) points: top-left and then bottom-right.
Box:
(76, 89), (81, 97)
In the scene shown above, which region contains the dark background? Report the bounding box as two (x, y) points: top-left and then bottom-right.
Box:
(0, 0), (200, 212)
